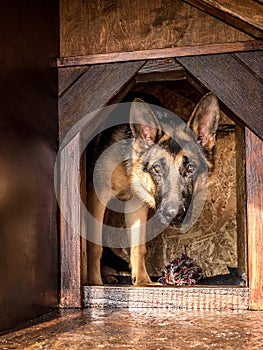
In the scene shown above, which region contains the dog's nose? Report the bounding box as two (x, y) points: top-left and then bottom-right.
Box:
(165, 206), (186, 222)
(164, 207), (177, 222)
(158, 205), (186, 225)
(174, 206), (186, 222)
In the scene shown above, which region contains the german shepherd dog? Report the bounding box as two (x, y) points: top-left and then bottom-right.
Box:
(86, 92), (220, 286)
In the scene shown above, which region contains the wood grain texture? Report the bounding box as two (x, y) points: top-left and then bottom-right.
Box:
(60, 133), (83, 308)
(59, 61), (145, 142)
(245, 128), (263, 310)
(83, 286), (249, 310)
(57, 40), (263, 67)
(136, 58), (186, 82)
(234, 51), (263, 81)
(235, 125), (247, 273)
(58, 66), (90, 97)
(177, 52), (263, 140)
(138, 58), (183, 74)
(59, 0), (251, 57)
(183, 0), (263, 38)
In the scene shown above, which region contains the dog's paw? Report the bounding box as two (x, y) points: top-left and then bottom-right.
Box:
(102, 275), (118, 284)
(133, 276), (155, 286)
(87, 277), (103, 286)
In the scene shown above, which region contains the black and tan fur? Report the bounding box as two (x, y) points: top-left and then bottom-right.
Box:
(86, 92), (220, 286)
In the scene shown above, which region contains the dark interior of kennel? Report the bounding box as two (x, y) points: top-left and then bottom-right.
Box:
(1, 0), (263, 333)
(99, 78), (243, 284)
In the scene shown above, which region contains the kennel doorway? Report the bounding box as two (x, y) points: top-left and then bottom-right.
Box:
(58, 52), (263, 310)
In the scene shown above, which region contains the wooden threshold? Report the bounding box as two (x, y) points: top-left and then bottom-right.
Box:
(56, 40), (263, 67)
(83, 286), (249, 310)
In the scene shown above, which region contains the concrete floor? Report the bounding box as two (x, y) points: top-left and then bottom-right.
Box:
(1, 308), (263, 349)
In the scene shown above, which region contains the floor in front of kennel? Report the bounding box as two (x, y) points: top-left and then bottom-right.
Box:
(1, 287), (263, 350)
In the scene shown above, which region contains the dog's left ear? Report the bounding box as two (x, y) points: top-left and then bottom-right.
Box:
(188, 92), (220, 150)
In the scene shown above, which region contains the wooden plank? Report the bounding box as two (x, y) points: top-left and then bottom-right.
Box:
(80, 149), (88, 285)
(58, 66), (89, 97)
(235, 125), (247, 273)
(59, 132), (83, 308)
(83, 286), (249, 310)
(234, 51), (263, 80)
(183, 0), (263, 38)
(59, 0), (251, 57)
(136, 58), (186, 82)
(59, 61), (145, 142)
(177, 52), (263, 140)
(57, 40), (263, 67)
(138, 58), (184, 74)
(245, 128), (263, 310)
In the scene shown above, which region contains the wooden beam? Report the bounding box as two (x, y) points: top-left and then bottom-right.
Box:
(59, 61), (145, 143)
(234, 51), (263, 80)
(59, 132), (83, 308)
(183, 0), (263, 38)
(136, 58), (186, 83)
(58, 66), (90, 97)
(177, 52), (263, 140)
(56, 40), (263, 67)
(245, 128), (263, 310)
(235, 125), (247, 274)
(84, 285), (249, 310)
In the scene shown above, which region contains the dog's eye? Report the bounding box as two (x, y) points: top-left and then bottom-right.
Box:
(185, 163), (195, 176)
(151, 162), (161, 174)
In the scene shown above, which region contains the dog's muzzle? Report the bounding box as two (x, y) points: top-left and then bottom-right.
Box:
(157, 205), (186, 226)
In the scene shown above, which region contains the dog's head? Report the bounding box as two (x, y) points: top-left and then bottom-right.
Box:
(129, 92), (220, 227)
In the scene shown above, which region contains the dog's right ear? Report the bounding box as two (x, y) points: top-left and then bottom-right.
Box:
(188, 92), (220, 151)
(130, 98), (162, 149)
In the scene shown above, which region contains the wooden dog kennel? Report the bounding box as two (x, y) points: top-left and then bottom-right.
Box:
(57, 0), (263, 311)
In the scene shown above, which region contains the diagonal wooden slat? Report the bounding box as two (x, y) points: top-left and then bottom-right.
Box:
(234, 51), (263, 81)
(59, 61), (145, 143)
(183, 0), (263, 38)
(58, 66), (90, 98)
(177, 52), (263, 140)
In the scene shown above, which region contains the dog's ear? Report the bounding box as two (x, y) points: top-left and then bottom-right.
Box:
(188, 92), (220, 150)
(130, 98), (162, 148)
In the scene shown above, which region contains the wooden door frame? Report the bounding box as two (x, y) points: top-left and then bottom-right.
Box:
(58, 51), (263, 309)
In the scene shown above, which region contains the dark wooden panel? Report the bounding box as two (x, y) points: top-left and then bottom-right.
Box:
(0, 1), (59, 332)
(177, 52), (263, 140)
(59, 61), (145, 142)
(59, 133), (83, 308)
(234, 51), (263, 80)
(245, 128), (263, 310)
(58, 66), (90, 97)
(183, 0), (263, 38)
(60, 0), (251, 57)
(57, 40), (263, 67)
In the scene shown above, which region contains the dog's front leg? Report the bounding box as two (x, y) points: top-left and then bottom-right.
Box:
(125, 201), (152, 286)
(86, 190), (105, 286)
